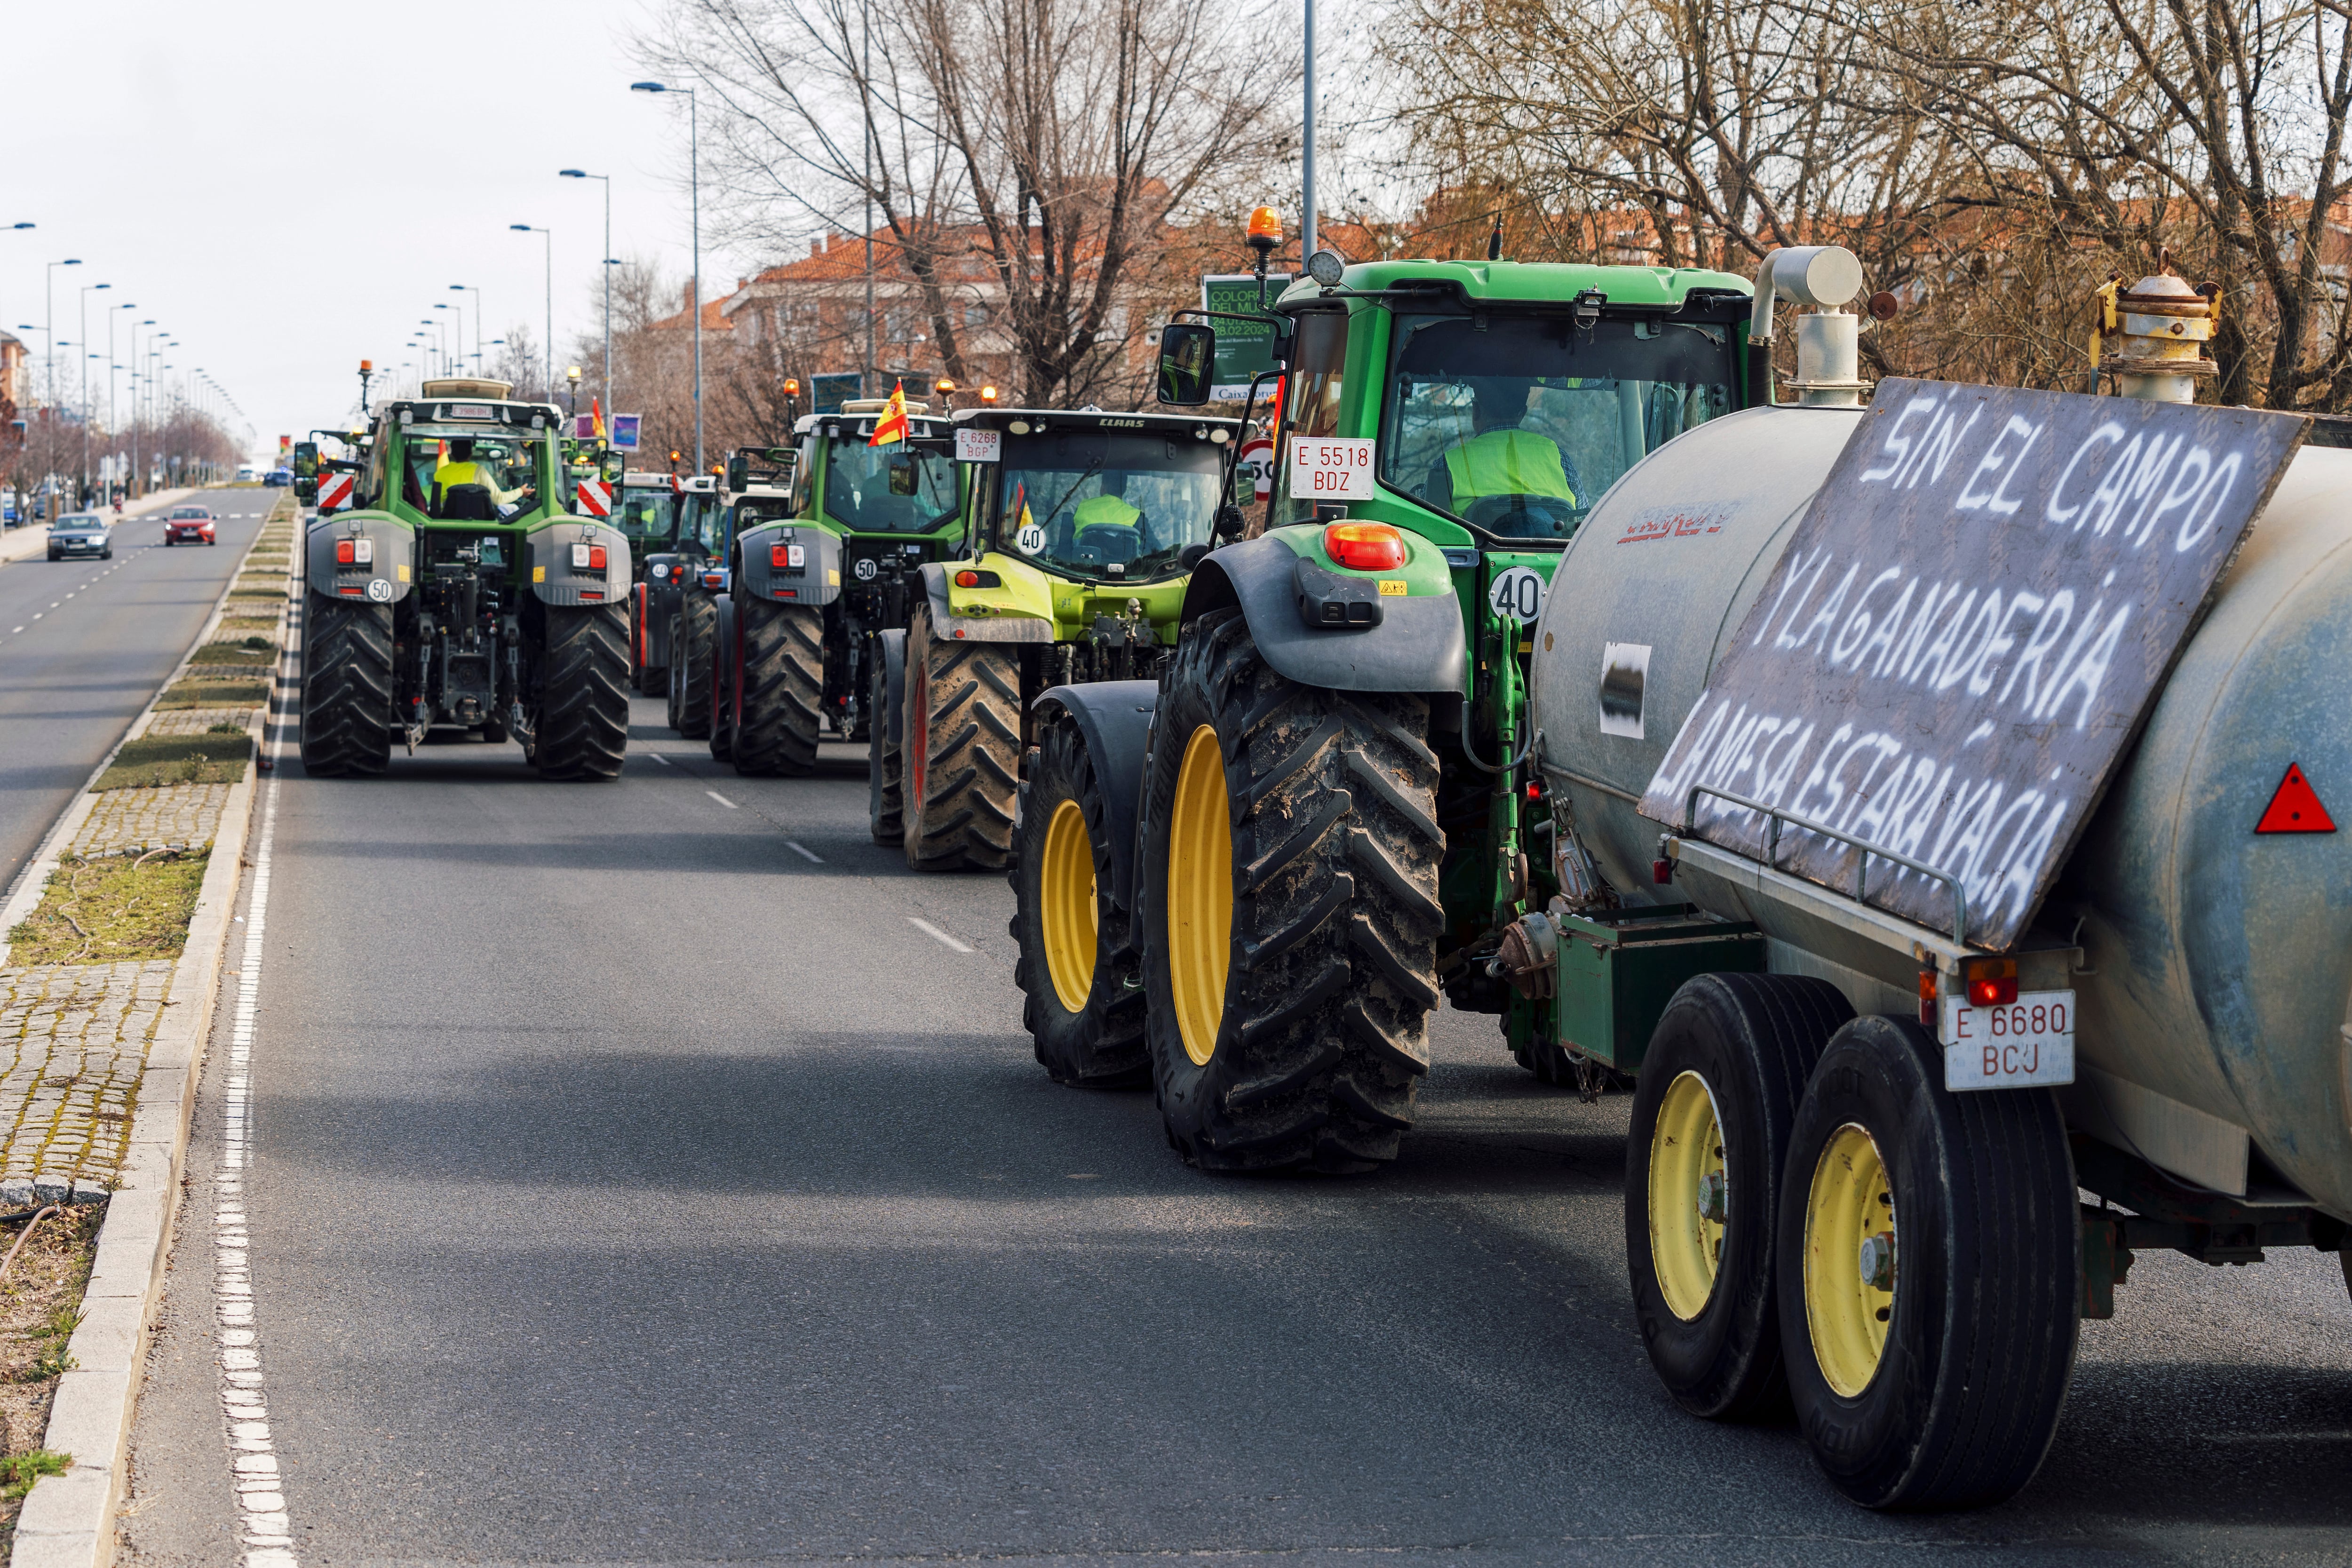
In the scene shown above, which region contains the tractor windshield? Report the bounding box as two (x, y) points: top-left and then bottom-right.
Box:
(994, 430), (1222, 584)
(823, 436), (958, 534)
(615, 489), (677, 544)
(401, 426), (549, 520)
(1378, 312), (1736, 540)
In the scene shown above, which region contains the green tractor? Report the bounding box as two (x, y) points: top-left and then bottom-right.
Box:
(298, 377), (633, 780)
(696, 398), (965, 775)
(1007, 250), (1754, 1152)
(886, 406), (1242, 886)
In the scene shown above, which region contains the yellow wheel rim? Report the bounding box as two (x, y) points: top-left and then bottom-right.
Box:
(1166, 724), (1233, 1067)
(1648, 1070), (1728, 1321)
(1039, 797), (1098, 1015)
(1804, 1123), (1897, 1398)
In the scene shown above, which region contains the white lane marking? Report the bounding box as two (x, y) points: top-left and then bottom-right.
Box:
(218, 763), (297, 1564)
(649, 754), (673, 768)
(31, 613), (40, 620)
(908, 917), (972, 953)
(9, 628), (19, 635)
(786, 840), (823, 863)
(706, 790), (738, 809)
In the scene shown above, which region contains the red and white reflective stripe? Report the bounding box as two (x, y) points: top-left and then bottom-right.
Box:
(575, 479), (613, 517)
(317, 473), (355, 511)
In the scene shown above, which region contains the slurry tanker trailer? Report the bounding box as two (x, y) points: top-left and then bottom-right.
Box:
(1505, 247), (2348, 1507)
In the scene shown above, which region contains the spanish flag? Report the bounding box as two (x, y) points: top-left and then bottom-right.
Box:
(868, 379), (911, 446)
(590, 397), (608, 441)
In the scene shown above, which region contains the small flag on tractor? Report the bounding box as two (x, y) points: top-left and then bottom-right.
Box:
(575, 478), (613, 517)
(867, 380), (911, 447)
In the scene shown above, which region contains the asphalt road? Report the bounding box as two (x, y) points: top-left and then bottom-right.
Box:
(0, 496), (271, 900)
(118, 692), (2352, 1566)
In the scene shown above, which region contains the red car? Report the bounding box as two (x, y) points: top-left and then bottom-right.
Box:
(164, 505), (217, 545)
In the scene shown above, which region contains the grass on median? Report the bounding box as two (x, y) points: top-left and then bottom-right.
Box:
(4, 849), (211, 965)
(156, 677), (267, 708)
(0, 1203), (99, 1548)
(93, 733), (252, 791)
(187, 639), (275, 668)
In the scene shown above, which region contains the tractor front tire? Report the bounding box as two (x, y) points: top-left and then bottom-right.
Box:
(1010, 716), (1148, 1087)
(900, 605), (1019, 871)
(733, 598), (822, 777)
(1141, 607), (1442, 1173)
(868, 647), (903, 844)
(298, 594), (394, 778)
(533, 603), (629, 781)
(671, 592), (715, 739)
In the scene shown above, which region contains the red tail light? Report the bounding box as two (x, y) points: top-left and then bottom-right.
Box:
(588, 545), (607, 571)
(702, 572), (725, 589)
(1964, 958), (2019, 1007)
(772, 543), (805, 569)
(1323, 521), (1405, 572)
(335, 538), (371, 565)
(335, 539), (354, 564)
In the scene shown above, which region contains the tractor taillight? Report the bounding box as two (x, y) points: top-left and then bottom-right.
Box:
(702, 571), (725, 590)
(588, 545), (607, 571)
(335, 538), (372, 566)
(1963, 958), (2018, 1007)
(1323, 521), (1405, 572)
(772, 543), (804, 569)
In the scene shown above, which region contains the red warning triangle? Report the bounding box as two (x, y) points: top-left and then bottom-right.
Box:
(2256, 763), (2337, 834)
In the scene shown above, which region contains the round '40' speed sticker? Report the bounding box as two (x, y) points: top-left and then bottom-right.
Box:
(1487, 565), (1547, 623)
(1016, 521), (1046, 554)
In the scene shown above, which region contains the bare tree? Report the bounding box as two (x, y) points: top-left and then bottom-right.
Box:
(644, 0), (1293, 406)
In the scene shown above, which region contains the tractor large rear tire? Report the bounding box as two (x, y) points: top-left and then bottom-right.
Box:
(671, 592), (715, 739)
(1141, 607), (1442, 1173)
(533, 603), (629, 781)
(733, 597), (822, 777)
(298, 593), (393, 777)
(900, 605), (1019, 871)
(1010, 715), (1149, 1087)
(868, 645), (903, 844)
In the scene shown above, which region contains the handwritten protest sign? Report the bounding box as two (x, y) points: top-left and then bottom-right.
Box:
(1638, 378), (2304, 950)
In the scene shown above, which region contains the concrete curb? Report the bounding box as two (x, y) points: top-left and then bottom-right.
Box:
(8, 499), (296, 1568)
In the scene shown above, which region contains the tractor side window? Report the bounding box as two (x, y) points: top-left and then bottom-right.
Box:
(1271, 309), (1349, 528)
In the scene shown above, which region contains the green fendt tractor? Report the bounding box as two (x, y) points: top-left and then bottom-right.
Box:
(298, 377), (634, 780)
(888, 406), (1241, 889)
(1007, 248), (1753, 1151)
(703, 398), (964, 776)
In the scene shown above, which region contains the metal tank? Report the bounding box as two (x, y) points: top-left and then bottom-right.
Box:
(1528, 404), (2352, 1220)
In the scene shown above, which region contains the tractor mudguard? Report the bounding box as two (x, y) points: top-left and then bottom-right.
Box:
(919, 562), (1057, 643)
(526, 518), (632, 607)
(1034, 679), (1158, 915)
(1181, 533), (1468, 698)
(306, 511), (415, 604)
(877, 627), (907, 744)
(735, 520), (843, 607)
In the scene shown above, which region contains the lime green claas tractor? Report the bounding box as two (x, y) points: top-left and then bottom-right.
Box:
(298, 377), (634, 780)
(884, 406), (1240, 897)
(702, 399), (964, 777)
(1006, 251), (1754, 1158)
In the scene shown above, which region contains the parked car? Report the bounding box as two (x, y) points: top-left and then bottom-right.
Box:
(164, 505), (217, 546)
(263, 467), (293, 487)
(48, 512), (112, 561)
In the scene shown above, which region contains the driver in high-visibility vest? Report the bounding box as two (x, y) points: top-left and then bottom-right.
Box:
(432, 438), (534, 511)
(1426, 378), (1578, 518)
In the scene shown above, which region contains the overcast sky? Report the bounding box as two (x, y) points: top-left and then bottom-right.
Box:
(3, 0), (720, 464)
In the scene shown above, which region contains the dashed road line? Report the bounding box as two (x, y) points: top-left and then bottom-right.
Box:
(909, 916), (973, 953)
(706, 789), (738, 809)
(217, 768), (297, 1566)
(786, 840), (824, 863)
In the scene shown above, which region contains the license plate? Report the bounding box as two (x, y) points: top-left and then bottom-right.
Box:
(1941, 990), (2075, 1090)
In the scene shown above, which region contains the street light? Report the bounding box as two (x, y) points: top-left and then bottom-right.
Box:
(510, 224), (552, 398)
(559, 169), (613, 422)
(46, 259), (79, 419)
(436, 301), (461, 377)
(79, 282), (110, 498)
(631, 81), (701, 471)
(450, 283), (482, 373)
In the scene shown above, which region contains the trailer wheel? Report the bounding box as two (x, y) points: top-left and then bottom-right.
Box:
(1141, 607), (1440, 1173)
(532, 603), (629, 781)
(732, 597), (822, 777)
(298, 593), (394, 777)
(671, 592), (715, 739)
(1626, 973), (1852, 1419)
(900, 605), (1019, 871)
(1010, 716), (1148, 1087)
(868, 649), (903, 844)
(1778, 1014), (2077, 1509)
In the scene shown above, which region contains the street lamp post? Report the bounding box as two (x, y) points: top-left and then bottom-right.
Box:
(109, 302), (133, 498)
(559, 170), (613, 422)
(436, 301), (461, 377)
(509, 225), (552, 398)
(79, 282), (109, 500)
(451, 284), (483, 373)
(46, 259), (79, 419)
(631, 81), (701, 471)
